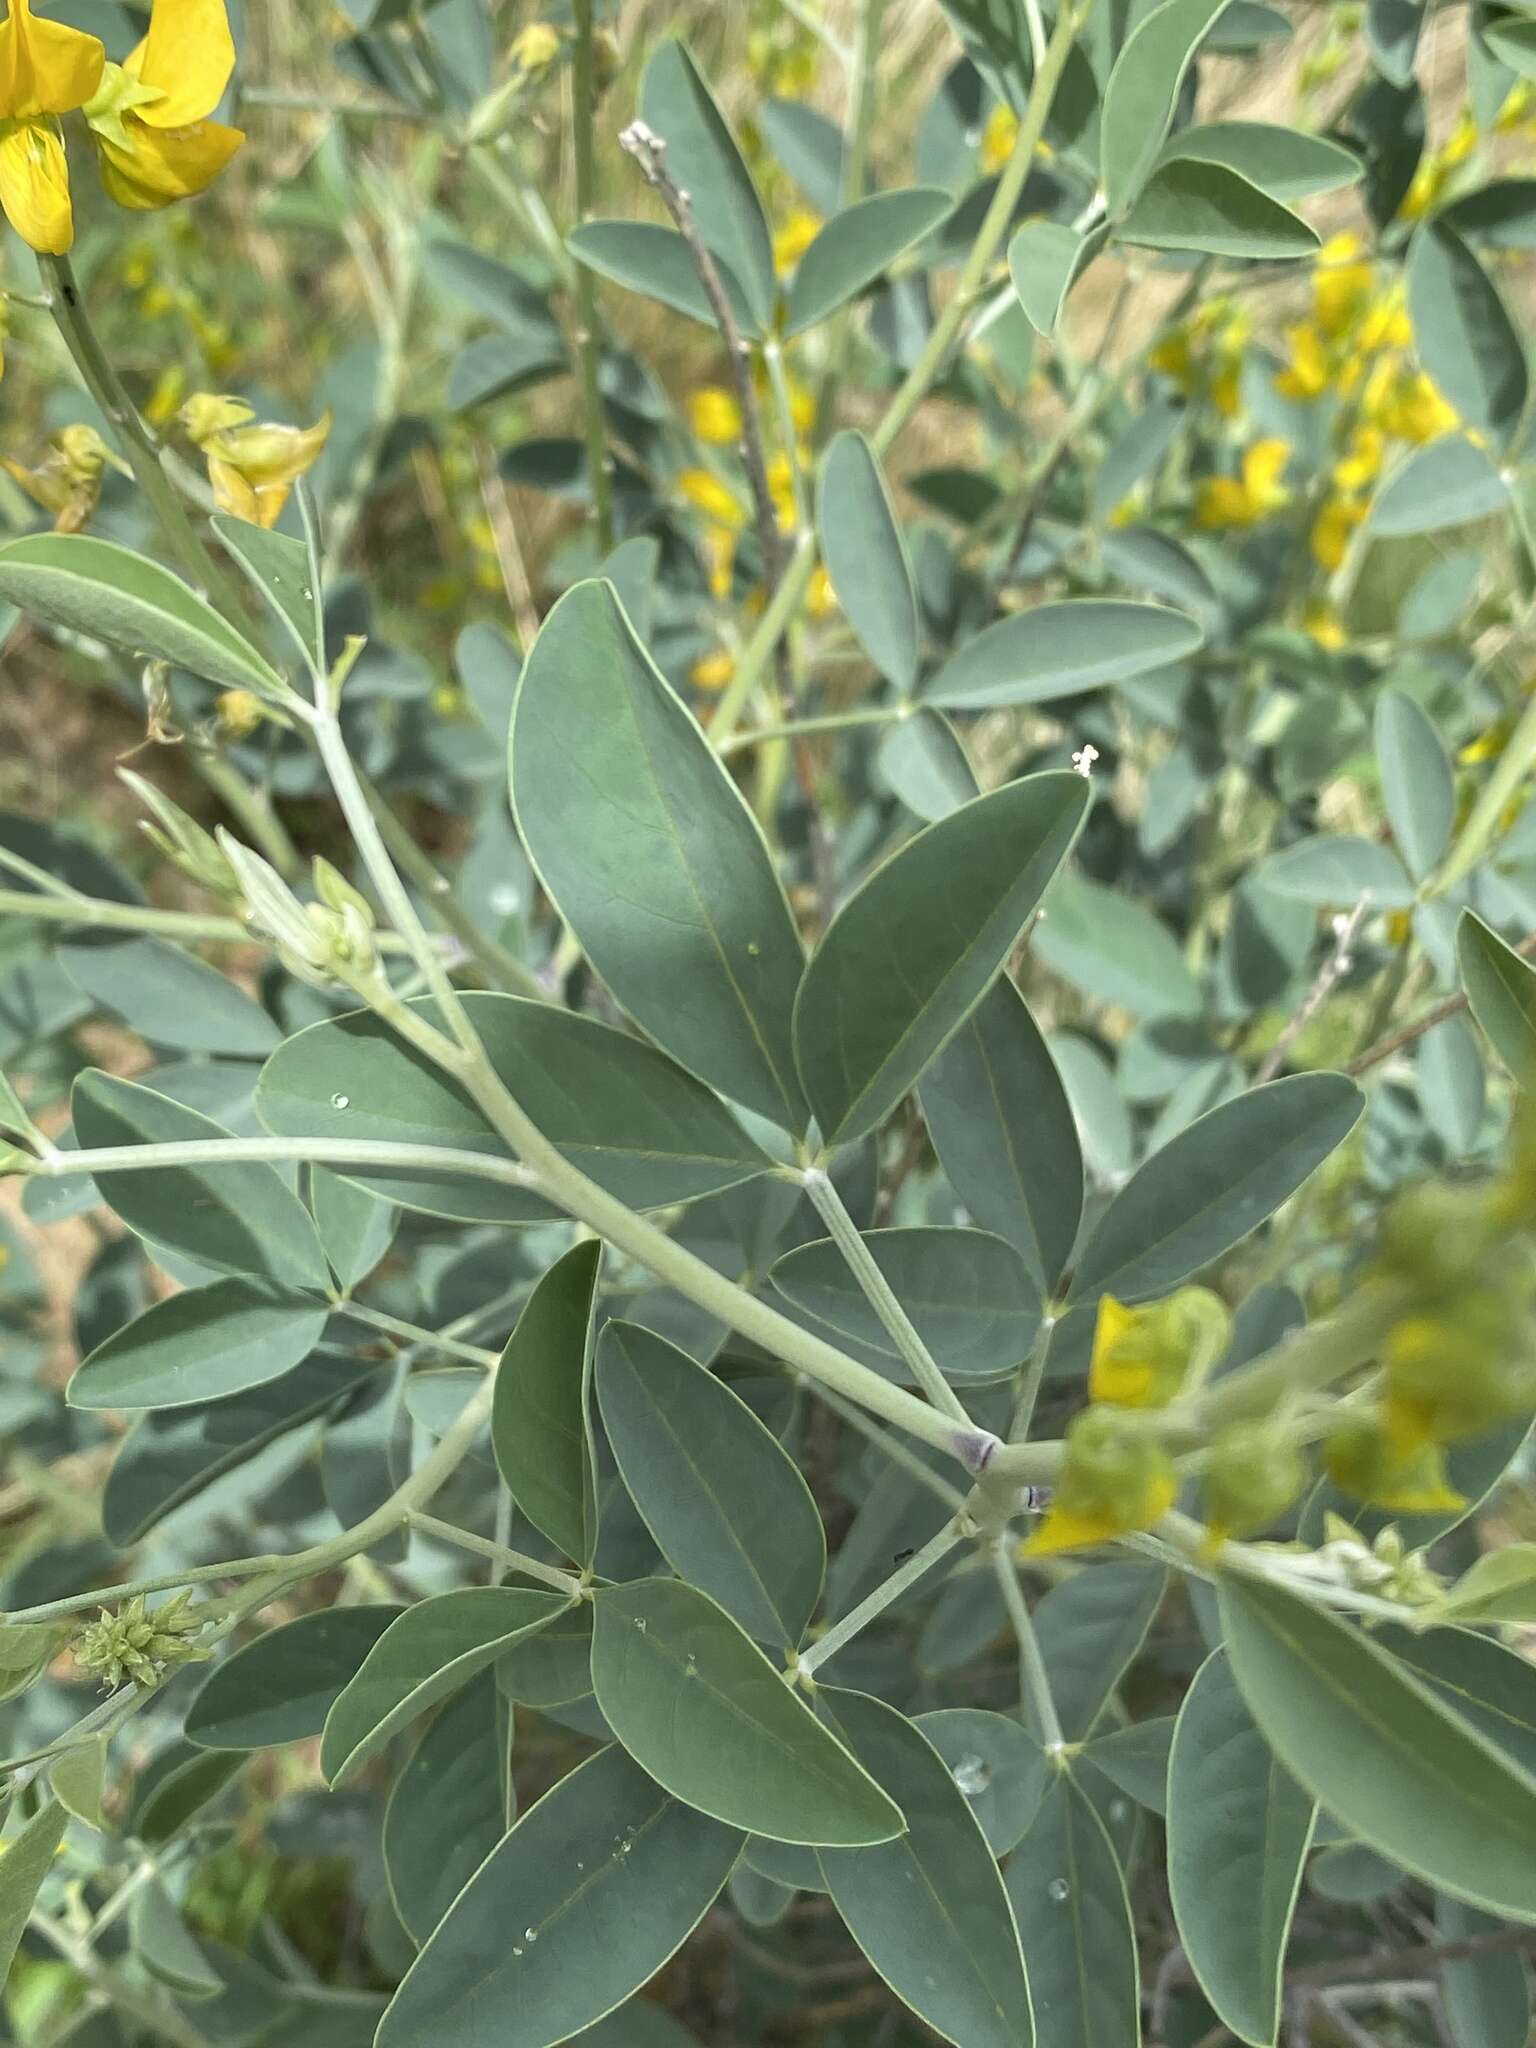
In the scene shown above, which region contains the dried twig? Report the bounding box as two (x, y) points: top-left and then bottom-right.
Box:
(1348, 928), (1536, 1076)
(1256, 897), (1371, 1086)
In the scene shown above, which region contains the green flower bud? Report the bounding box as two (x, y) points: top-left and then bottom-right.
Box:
(1088, 1287), (1232, 1410)
(1322, 1416), (1464, 1516)
(1022, 1407), (1178, 1557)
(71, 1592), (211, 1693)
(1202, 1421), (1307, 1541)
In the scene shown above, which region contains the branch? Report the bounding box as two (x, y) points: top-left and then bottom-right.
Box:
(1257, 897), (1371, 1086)
(1347, 928), (1536, 1076)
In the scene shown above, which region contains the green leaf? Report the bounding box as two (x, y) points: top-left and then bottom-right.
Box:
(590, 1578), (904, 1846)
(1069, 1074), (1362, 1304)
(0, 534), (288, 695)
(1101, 0), (1235, 213)
(492, 1241), (601, 1567)
(1376, 1621), (1536, 1780)
(1028, 1564), (1168, 1743)
(1120, 158), (1319, 257)
(0, 1620), (71, 1706)
(1155, 120), (1362, 199)
(1482, 11), (1536, 75)
(768, 1226), (1041, 1383)
(640, 41), (777, 328)
(760, 96), (845, 213)
(787, 188), (953, 333)
(1008, 219), (1099, 336)
(211, 517), (324, 674)
(132, 1879), (223, 2000)
(50, 1736), (108, 1831)
(817, 432), (920, 693)
(1369, 435), (1509, 537)
(923, 600), (1204, 709)
(496, 1602), (594, 1708)
(567, 222), (760, 334)
(920, 976), (1084, 1300)
(322, 1589), (569, 1785)
(1168, 1648), (1315, 2047)
(1004, 1771), (1140, 2048)
(1438, 1896), (1532, 2048)
(186, 1607), (402, 1749)
(257, 994), (770, 1223)
(126, 1743), (243, 1845)
(1261, 834), (1415, 908)
(794, 773), (1087, 1146)
(1407, 221), (1529, 449)
(877, 709), (979, 820)
(0, 1801), (67, 1983)
(1418, 1013), (1486, 1158)
(511, 581), (808, 1131)
(1433, 1544), (1536, 1626)
(1458, 910), (1536, 1081)
(308, 1166), (396, 1292)
(385, 1675), (510, 1945)
(1218, 1575), (1536, 1919)
(1083, 1719), (1176, 1815)
(1375, 688), (1454, 881)
(1031, 873), (1203, 1019)
(58, 935), (280, 1058)
(595, 1320), (825, 1646)
(74, 1069), (329, 1291)
(377, 1742), (740, 2048)
(914, 1708), (1051, 1857)
(68, 1279), (328, 1411)
(816, 1689), (1032, 2048)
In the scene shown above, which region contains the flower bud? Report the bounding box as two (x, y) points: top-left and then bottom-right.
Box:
(121, 769), (240, 899)
(1201, 1421), (1307, 1541)
(1088, 1287), (1232, 1410)
(1322, 1415), (1465, 1515)
(1021, 1407), (1179, 1556)
(1380, 1291), (1536, 1446)
(71, 1592), (210, 1692)
(3, 424), (122, 534)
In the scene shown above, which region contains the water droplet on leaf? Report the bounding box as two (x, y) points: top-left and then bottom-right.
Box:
(1047, 1877), (1071, 1904)
(952, 1753), (991, 1796)
(330, 1093), (350, 1110)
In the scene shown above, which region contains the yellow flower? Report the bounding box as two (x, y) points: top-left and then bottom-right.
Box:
(1496, 80), (1536, 134)
(1302, 600), (1348, 650)
(1323, 1416), (1465, 1514)
(509, 22), (560, 74)
(785, 370), (816, 439)
(806, 564), (836, 619)
(3, 422), (123, 532)
(767, 449), (799, 530)
(216, 687), (263, 737)
(1332, 424), (1383, 493)
(1398, 112), (1477, 223)
(83, 0), (243, 213)
(1196, 437), (1290, 529)
(1314, 233), (1375, 340)
(1088, 1289), (1231, 1410)
(1274, 321), (1329, 402)
(1311, 493), (1366, 572)
(773, 207), (821, 277)
(678, 466), (745, 529)
(686, 386), (743, 446)
(144, 361), (186, 425)
(690, 648), (735, 691)
(701, 524), (735, 600)
(980, 101), (1019, 174)
(180, 393), (331, 529)
(0, 0), (105, 252)
(1378, 369), (1458, 444)
(1022, 1408), (1179, 1558)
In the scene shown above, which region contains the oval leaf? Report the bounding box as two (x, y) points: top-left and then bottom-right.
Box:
(1407, 220), (1529, 449)
(787, 187), (953, 334)
(794, 772), (1087, 1146)
(595, 1320), (825, 1646)
(817, 431), (920, 693)
(384, 1675), (510, 1946)
(511, 581), (808, 1131)
(493, 1241), (601, 1567)
(1101, 0), (1235, 212)
(923, 600), (1203, 709)
(591, 1578), (904, 1846)
(186, 1606), (403, 1750)
(1458, 910), (1536, 1081)
(1004, 1770), (1140, 2048)
(1119, 159), (1319, 258)
(68, 1279), (328, 1412)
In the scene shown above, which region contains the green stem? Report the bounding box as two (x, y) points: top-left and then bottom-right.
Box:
(871, 2), (1080, 461)
(332, 1300), (500, 1368)
(798, 1521), (960, 1678)
(992, 1544), (1064, 1746)
(190, 740), (302, 881)
(808, 1380), (971, 1512)
(717, 705), (903, 757)
(1009, 1314), (1057, 1443)
(709, 531), (818, 746)
(33, 1135), (537, 1193)
(801, 1168), (972, 1426)
(406, 1512), (582, 1593)
(571, 0), (614, 555)
(0, 888), (253, 945)
(357, 770), (550, 1000)
(6, 1556), (290, 1627)
(813, 0), (886, 433)
(30, 1912), (211, 2048)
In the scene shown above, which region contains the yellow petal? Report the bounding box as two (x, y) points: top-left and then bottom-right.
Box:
(206, 453), (260, 524)
(127, 0), (234, 125)
(1020, 1502), (1126, 1556)
(95, 111), (243, 209)
(0, 0), (103, 119)
(0, 117), (74, 253)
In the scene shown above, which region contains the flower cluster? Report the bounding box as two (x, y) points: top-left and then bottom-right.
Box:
(178, 393), (332, 531)
(71, 1591), (209, 1691)
(0, 0), (241, 255)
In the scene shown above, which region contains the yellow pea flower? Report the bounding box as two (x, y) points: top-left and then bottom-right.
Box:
(1322, 1415), (1465, 1514)
(2, 422), (123, 532)
(678, 466), (745, 529)
(1088, 1289), (1231, 1410)
(0, 0), (105, 253)
(1196, 437), (1291, 529)
(180, 393), (331, 530)
(1383, 370), (1458, 445)
(83, 0), (244, 213)
(1274, 321), (1329, 402)
(701, 525), (736, 600)
(509, 22), (560, 74)
(690, 648), (736, 691)
(1302, 600), (1348, 650)
(686, 386), (743, 446)
(773, 207), (821, 277)
(1332, 424), (1383, 493)
(1022, 1407), (1179, 1557)
(980, 101), (1019, 174)
(1311, 492), (1366, 572)
(806, 564), (836, 619)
